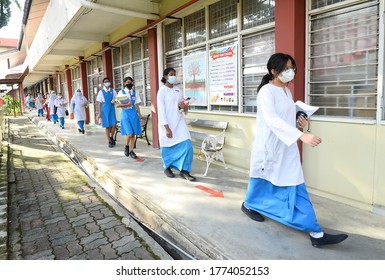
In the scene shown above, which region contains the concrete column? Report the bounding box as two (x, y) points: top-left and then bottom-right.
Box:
(65, 67), (73, 101)
(79, 57), (90, 124)
(275, 0), (306, 156)
(148, 26), (160, 148)
(102, 42), (113, 87)
(275, 0), (306, 102)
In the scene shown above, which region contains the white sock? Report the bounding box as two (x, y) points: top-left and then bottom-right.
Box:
(309, 232), (324, 238)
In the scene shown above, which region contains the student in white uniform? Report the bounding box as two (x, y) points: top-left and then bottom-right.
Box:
(36, 93), (44, 117)
(241, 53), (348, 248)
(48, 91), (58, 124)
(69, 89), (88, 134)
(54, 93), (68, 129)
(157, 67), (196, 181)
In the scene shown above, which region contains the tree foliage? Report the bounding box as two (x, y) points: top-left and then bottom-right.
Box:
(3, 93), (21, 116)
(0, 0), (21, 29)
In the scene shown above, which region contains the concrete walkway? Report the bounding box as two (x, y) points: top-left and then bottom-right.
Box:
(7, 113), (385, 260)
(4, 116), (171, 260)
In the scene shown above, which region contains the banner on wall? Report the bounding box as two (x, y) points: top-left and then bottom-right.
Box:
(209, 44), (238, 105)
(182, 52), (207, 106)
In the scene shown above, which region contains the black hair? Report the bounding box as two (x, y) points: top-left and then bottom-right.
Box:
(161, 67), (176, 84)
(102, 77), (110, 83)
(123, 76), (133, 83)
(257, 53), (297, 92)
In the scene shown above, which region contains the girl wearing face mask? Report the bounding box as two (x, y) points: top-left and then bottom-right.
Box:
(69, 89), (89, 134)
(241, 53), (348, 248)
(156, 67), (196, 181)
(116, 76), (142, 158)
(54, 93), (68, 129)
(96, 77), (117, 148)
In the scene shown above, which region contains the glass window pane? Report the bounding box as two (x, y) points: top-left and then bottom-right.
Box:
(242, 30), (275, 113)
(311, 0), (348, 10)
(113, 47), (121, 66)
(166, 53), (183, 87)
(185, 8), (206, 46)
(165, 21), (182, 51)
(144, 60), (151, 106)
(132, 38), (142, 62)
(243, 0), (275, 29)
(309, 1), (379, 119)
(209, 0), (237, 39)
(143, 34), (149, 59)
(122, 43), (130, 65)
(133, 63), (143, 102)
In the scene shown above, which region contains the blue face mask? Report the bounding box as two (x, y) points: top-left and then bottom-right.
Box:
(104, 82), (111, 87)
(167, 76), (177, 84)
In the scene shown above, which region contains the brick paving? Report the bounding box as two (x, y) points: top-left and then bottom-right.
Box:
(6, 117), (165, 260)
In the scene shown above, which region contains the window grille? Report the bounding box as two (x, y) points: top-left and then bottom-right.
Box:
(243, 0), (275, 29)
(144, 60), (151, 106)
(242, 30), (275, 113)
(311, 0), (347, 10)
(185, 8), (206, 46)
(113, 68), (122, 92)
(166, 53), (183, 87)
(132, 39), (142, 62)
(143, 34), (149, 59)
(309, 1), (379, 119)
(165, 21), (182, 52)
(113, 47), (121, 67)
(121, 43), (130, 65)
(209, 0), (238, 39)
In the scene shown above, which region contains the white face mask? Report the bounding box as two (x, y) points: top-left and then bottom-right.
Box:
(75, 91), (81, 96)
(279, 68), (295, 83)
(167, 76), (177, 84)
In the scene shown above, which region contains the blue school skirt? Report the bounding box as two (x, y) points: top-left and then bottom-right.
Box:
(244, 178), (322, 232)
(161, 139), (193, 172)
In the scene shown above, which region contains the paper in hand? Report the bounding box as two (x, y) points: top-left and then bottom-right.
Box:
(295, 100), (319, 117)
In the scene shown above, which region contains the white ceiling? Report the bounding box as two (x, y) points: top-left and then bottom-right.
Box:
(21, 0), (161, 87)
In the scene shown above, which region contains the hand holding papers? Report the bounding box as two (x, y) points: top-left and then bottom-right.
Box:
(295, 101), (319, 118)
(116, 91), (131, 105)
(179, 97), (196, 115)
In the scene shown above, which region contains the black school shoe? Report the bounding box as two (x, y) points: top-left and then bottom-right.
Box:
(108, 140), (114, 148)
(110, 137), (116, 146)
(241, 202), (265, 222)
(124, 145), (130, 156)
(164, 167), (175, 178)
(129, 151), (138, 159)
(180, 170), (196, 181)
(310, 233), (348, 248)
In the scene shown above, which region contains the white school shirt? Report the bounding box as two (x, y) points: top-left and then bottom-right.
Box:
(54, 97), (68, 118)
(96, 87), (117, 103)
(48, 93), (56, 114)
(70, 93), (88, 121)
(36, 94), (43, 109)
(249, 83), (304, 186)
(157, 85), (191, 147)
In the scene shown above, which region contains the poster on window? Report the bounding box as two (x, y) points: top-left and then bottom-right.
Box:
(209, 44), (238, 105)
(182, 52), (207, 106)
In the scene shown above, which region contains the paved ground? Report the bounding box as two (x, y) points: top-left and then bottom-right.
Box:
(3, 113), (385, 261)
(3, 116), (171, 260)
